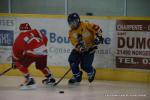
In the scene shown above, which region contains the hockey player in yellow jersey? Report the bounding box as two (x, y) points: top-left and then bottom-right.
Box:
(67, 13), (103, 84)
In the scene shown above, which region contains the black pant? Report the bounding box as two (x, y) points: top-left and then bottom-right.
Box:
(68, 49), (95, 75)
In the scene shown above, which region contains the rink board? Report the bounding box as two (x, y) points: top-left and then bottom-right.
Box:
(0, 64), (150, 83)
(0, 13), (150, 83)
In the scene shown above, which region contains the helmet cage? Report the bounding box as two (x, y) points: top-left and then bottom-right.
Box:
(68, 19), (80, 29)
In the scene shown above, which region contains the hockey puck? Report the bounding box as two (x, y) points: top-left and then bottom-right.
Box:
(59, 91), (64, 93)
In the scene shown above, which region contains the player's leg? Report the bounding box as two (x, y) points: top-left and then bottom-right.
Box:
(14, 58), (36, 90)
(35, 56), (56, 85)
(68, 49), (83, 84)
(80, 52), (96, 83)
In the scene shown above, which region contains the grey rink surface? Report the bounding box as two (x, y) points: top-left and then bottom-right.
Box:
(0, 76), (149, 100)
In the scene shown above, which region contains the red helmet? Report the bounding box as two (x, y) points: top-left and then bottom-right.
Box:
(19, 23), (31, 30)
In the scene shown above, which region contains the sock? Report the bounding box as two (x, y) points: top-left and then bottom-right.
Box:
(24, 73), (32, 79)
(39, 67), (51, 76)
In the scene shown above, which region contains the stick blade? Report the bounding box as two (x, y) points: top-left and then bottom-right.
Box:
(53, 82), (58, 86)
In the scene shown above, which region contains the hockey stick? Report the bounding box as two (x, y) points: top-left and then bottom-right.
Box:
(0, 55), (13, 76)
(0, 67), (12, 76)
(53, 68), (71, 86)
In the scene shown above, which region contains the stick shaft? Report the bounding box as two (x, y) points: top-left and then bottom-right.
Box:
(53, 68), (71, 86)
(0, 67), (12, 76)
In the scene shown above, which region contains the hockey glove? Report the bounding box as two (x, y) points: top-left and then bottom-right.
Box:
(94, 36), (103, 45)
(88, 45), (98, 54)
(75, 41), (86, 52)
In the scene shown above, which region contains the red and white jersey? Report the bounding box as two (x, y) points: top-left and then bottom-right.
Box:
(12, 29), (48, 60)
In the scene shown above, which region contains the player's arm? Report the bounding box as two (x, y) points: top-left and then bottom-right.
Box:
(91, 23), (103, 45)
(40, 32), (48, 46)
(31, 29), (48, 46)
(68, 32), (76, 47)
(69, 32), (83, 52)
(86, 23), (103, 54)
(75, 34), (86, 52)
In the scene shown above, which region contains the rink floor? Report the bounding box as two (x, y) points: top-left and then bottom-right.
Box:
(0, 76), (149, 100)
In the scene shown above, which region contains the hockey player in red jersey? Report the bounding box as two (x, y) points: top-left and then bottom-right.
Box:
(12, 23), (56, 90)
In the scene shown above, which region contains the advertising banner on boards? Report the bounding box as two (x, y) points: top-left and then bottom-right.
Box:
(116, 20), (150, 69)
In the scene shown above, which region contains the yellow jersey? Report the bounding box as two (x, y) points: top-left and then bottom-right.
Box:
(68, 21), (102, 51)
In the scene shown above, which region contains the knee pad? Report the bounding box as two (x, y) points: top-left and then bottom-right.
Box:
(81, 64), (93, 73)
(68, 58), (79, 68)
(70, 62), (77, 68)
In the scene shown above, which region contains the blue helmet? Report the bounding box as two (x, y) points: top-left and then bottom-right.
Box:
(67, 13), (80, 29)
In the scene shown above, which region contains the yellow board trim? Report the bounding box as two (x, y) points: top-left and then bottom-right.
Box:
(0, 64), (150, 83)
(0, 13), (150, 20)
